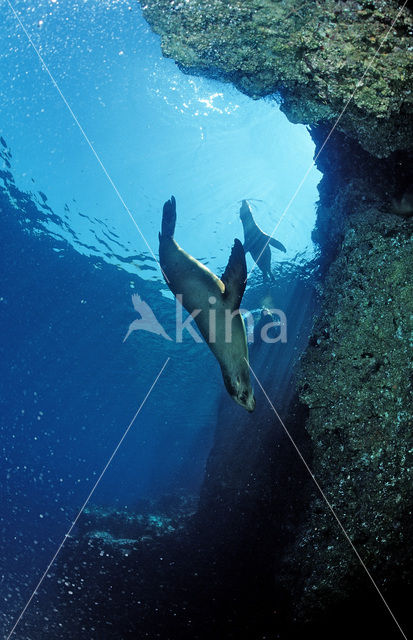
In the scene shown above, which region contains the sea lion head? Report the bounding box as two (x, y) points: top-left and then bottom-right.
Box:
(239, 199), (253, 222)
(223, 366), (256, 412)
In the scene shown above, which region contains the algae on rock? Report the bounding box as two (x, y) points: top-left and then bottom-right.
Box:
(140, 0), (413, 157)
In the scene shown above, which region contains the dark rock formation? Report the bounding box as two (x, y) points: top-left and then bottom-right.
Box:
(141, 0), (413, 157)
(295, 127), (413, 628)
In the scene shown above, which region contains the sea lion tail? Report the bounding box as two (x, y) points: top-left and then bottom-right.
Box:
(161, 195), (177, 238)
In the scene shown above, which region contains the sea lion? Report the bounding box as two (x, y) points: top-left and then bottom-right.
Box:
(239, 199), (286, 282)
(391, 188), (413, 217)
(159, 196), (255, 412)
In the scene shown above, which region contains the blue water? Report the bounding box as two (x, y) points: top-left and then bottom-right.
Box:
(0, 0), (321, 635)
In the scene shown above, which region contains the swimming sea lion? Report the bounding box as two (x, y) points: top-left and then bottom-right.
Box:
(239, 199), (286, 282)
(391, 188), (413, 217)
(159, 196), (255, 412)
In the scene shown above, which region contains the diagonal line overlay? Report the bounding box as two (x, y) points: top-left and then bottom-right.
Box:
(5, 357), (170, 640)
(246, 359), (408, 640)
(246, 0), (408, 281)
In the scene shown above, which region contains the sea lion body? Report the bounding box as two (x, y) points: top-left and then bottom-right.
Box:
(159, 196), (255, 412)
(240, 200), (286, 282)
(391, 189), (413, 217)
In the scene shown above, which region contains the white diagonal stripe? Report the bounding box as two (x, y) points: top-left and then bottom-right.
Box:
(246, 359), (408, 640)
(6, 0), (169, 283)
(246, 0), (408, 281)
(5, 357), (170, 640)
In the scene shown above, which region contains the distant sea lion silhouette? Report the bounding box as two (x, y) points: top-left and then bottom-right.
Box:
(159, 196), (255, 412)
(239, 199), (286, 282)
(391, 188), (413, 217)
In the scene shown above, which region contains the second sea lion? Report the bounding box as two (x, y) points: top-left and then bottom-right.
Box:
(239, 199), (286, 282)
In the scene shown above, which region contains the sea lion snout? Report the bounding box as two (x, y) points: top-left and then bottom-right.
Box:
(223, 370), (256, 412)
(234, 389), (256, 412)
(243, 392), (256, 413)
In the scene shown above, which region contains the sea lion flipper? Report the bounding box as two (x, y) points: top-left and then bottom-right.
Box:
(268, 236), (287, 253)
(161, 195), (177, 238)
(221, 238), (247, 310)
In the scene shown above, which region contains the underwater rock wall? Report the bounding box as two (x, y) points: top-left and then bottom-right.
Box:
(141, 0), (413, 157)
(296, 127), (413, 621)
